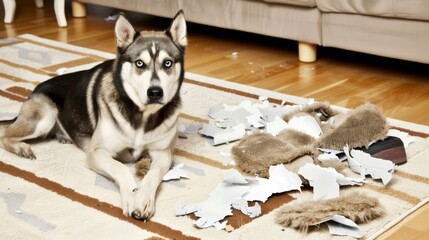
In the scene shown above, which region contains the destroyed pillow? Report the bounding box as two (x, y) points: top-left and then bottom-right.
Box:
(319, 103), (389, 150)
(232, 130), (316, 177)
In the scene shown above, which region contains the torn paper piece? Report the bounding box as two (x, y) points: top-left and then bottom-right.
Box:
(298, 163), (339, 200)
(258, 104), (299, 122)
(318, 148), (344, 155)
(244, 165), (302, 202)
(268, 164), (302, 194)
(192, 182), (250, 229)
(323, 215), (363, 238)
(178, 125), (187, 138)
(183, 124), (203, 135)
(211, 124), (246, 145)
(258, 96), (268, 102)
(287, 115), (323, 139)
(325, 168), (364, 186)
(318, 152), (340, 162)
(232, 198), (261, 218)
(104, 14), (119, 21)
(344, 146), (395, 185)
(162, 164), (190, 181)
(201, 118), (246, 145)
(177, 165), (299, 230)
(211, 108), (252, 126)
(387, 129), (416, 148)
(175, 202), (198, 216)
(200, 120), (223, 137)
(246, 113), (265, 129)
(266, 116), (288, 136)
(208, 105), (224, 118)
(224, 169), (248, 184)
(214, 221), (228, 231)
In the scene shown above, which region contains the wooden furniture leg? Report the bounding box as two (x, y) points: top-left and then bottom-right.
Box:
(72, 0), (86, 17)
(54, 0), (67, 27)
(298, 42), (317, 63)
(2, 0), (16, 23)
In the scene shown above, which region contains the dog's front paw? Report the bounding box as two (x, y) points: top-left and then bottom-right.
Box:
(131, 189), (155, 221)
(14, 142), (36, 160)
(120, 187), (137, 217)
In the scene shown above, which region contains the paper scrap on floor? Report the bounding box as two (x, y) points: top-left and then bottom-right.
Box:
(344, 145), (395, 185)
(200, 98), (315, 144)
(315, 214), (363, 238)
(175, 165), (301, 230)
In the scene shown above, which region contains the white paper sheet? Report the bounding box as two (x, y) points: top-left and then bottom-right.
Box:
(266, 116), (289, 136)
(344, 146), (395, 185)
(298, 163), (339, 200)
(287, 115), (323, 139)
(224, 169), (248, 184)
(318, 152), (340, 162)
(318, 215), (363, 238)
(244, 165), (302, 202)
(200, 121), (246, 145)
(162, 163), (190, 181)
(177, 165), (301, 230)
(232, 198), (262, 218)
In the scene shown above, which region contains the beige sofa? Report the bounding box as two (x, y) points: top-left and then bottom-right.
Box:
(71, 0), (429, 64)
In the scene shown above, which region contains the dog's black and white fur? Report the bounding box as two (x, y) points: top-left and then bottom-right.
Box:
(0, 11), (187, 220)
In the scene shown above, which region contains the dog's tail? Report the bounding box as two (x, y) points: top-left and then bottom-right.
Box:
(0, 117), (17, 126)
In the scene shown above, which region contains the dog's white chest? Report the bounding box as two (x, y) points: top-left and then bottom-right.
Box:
(132, 128), (145, 159)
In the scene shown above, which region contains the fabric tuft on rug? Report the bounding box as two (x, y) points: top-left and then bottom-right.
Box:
(276, 192), (385, 233)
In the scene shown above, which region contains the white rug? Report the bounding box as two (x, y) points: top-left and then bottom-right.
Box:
(1, 34), (429, 240)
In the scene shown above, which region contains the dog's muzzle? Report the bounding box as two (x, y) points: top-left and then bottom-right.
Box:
(147, 86), (163, 103)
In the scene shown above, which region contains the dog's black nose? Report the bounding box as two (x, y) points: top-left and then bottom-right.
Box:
(147, 87), (163, 101)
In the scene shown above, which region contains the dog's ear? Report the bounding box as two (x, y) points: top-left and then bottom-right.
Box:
(115, 13), (136, 50)
(167, 10), (187, 49)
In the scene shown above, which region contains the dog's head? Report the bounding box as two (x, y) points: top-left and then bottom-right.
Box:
(114, 11), (187, 112)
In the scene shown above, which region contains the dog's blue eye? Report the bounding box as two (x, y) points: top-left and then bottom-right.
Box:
(163, 59), (173, 69)
(135, 60), (145, 69)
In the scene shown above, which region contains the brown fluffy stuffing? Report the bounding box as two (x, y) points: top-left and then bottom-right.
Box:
(276, 192), (384, 233)
(283, 102), (338, 123)
(135, 157), (152, 180)
(232, 130), (316, 177)
(319, 103), (389, 150)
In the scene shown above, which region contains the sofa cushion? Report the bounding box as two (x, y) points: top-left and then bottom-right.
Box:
(317, 0), (429, 21)
(261, 0), (316, 7)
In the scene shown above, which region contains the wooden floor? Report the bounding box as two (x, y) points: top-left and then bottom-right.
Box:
(1, 1), (428, 239)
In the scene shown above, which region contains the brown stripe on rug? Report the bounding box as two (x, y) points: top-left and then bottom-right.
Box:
(392, 127), (429, 138)
(395, 170), (429, 185)
(0, 160), (199, 240)
(364, 184), (421, 205)
(6, 86), (32, 98)
(174, 148), (230, 170)
(0, 89), (27, 102)
(184, 78), (288, 105)
(179, 113), (209, 124)
(0, 72), (39, 85)
(0, 59), (50, 76)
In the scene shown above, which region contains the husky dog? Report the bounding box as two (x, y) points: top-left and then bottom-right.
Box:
(0, 11), (187, 220)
